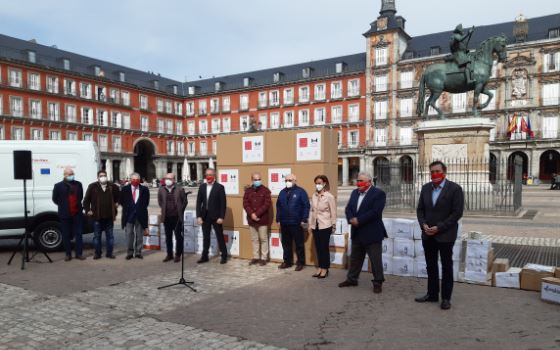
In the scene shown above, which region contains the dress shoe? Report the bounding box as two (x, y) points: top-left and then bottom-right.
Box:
(163, 256), (173, 263)
(125, 255), (133, 260)
(197, 257), (209, 264)
(64, 256), (72, 262)
(278, 262), (292, 269)
(312, 271), (322, 278)
(93, 255), (101, 260)
(135, 255), (143, 259)
(106, 255), (116, 259)
(373, 283), (382, 294)
(76, 256), (86, 261)
(249, 259), (260, 265)
(220, 257), (227, 264)
(317, 270), (329, 279)
(415, 294), (439, 303)
(338, 280), (358, 287)
(258, 259), (267, 266)
(174, 256), (181, 263)
(294, 264), (304, 271)
(441, 299), (451, 310)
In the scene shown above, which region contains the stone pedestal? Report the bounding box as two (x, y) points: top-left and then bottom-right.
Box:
(415, 117), (496, 210)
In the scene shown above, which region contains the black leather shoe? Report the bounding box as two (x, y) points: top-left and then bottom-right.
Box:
(338, 280), (358, 288)
(278, 262), (293, 269)
(373, 283), (382, 294)
(441, 299), (451, 310)
(220, 257), (227, 264)
(135, 255), (143, 259)
(125, 255), (133, 260)
(197, 257), (209, 264)
(415, 294), (439, 303)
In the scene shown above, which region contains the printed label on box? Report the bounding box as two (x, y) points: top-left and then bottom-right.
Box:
(269, 232), (283, 260)
(268, 168), (291, 195)
(242, 136), (264, 163)
(218, 169), (239, 195)
(296, 132), (321, 161)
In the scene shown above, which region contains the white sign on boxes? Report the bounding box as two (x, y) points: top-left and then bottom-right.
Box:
(218, 169), (239, 195)
(269, 232), (283, 261)
(296, 132), (322, 161)
(268, 168), (291, 195)
(242, 136), (264, 163)
(495, 267), (522, 289)
(393, 238), (415, 258)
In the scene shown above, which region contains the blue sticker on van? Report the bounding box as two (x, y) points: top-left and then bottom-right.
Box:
(40, 168), (50, 175)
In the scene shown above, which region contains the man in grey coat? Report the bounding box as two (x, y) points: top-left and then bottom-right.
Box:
(158, 173), (188, 263)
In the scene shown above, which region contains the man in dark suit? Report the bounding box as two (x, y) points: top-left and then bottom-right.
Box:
(119, 172), (150, 259)
(196, 168), (228, 264)
(339, 172), (387, 293)
(52, 167), (86, 261)
(415, 161), (464, 310)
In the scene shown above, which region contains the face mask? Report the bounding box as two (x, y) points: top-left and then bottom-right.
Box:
(98, 176), (108, 184)
(285, 181), (294, 189)
(65, 175), (74, 182)
(131, 179), (140, 186)
(431, 172), (446, 185)
(165, 179), (174, 187)
(357, 181), (370, 193)
(315, 184), (324, 192)
(253, 180), (262, 187)
(206, 175), (215, 183)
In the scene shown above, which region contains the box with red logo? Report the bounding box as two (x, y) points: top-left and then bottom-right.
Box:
(269, 232), (283, 262)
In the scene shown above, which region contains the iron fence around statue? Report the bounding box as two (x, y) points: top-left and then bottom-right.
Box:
(373, 156), (523, 215)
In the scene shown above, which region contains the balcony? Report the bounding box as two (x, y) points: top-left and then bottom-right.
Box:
(373, 84), (388, 93)
(493, 130), (560, 142)
(397, 80), (419, 90)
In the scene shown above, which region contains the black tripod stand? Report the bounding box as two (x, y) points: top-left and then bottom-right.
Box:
(158, 192), (196, 292)
(7, 178), (52, 269)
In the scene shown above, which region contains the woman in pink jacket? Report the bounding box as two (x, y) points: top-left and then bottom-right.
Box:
(308, 175), (336, 278)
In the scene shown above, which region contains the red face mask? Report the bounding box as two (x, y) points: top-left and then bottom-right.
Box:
(130, 179), (140, 186)
(357, 181), (371, 193)
(206, 175), (215, 183)
(431, 172), (446, 185)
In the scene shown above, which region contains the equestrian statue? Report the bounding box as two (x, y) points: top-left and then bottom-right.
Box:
(416, 25), (508, 118)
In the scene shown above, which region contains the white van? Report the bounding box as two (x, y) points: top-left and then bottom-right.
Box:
(0, 141), (100, 251)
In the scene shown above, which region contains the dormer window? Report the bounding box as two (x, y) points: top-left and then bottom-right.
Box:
(335, 62), (345, 73)
(403, 51), (414, 60)
(28, 51), (36, 63)
(273, 72), (282, 83)
(243, 77), (251, 87)
(94, 66), (101, 76)
(430, 46), (441, 56)
(63, 58), (70, 70)
(153, 80), (159, 90)
(215, 81), (223, 92)
(119, 72), (126, 82)
(188, 86), (196, 95)
(302, 67), (311, 79)
(549, 28), (560, 39)
(172, 85), (178, 94)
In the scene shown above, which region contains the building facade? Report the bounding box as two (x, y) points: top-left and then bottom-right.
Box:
(0, 0), (558, 184)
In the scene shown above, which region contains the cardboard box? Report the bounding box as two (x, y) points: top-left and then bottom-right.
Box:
(464, 271), (492, 285)
(439, 260), (460, 281)
(541, 277), (560, 305)
(556, 268), (560, 278)
(381, 238), (393, 256)
(269, 232), (283, 262)
(520, 264), (556, 291)
(148, 225), (160, 235)
(392, 256), (414, 277)
(329, 250), (347, 269)
(329, 233), (347, 249)
(149, 214), (160, 226)
(492, 258), (510, 273)
(361, 256), (370, 272)
(382, 255), (393, 275)
(183, 234), (197, 254)
(224, 230), (240, 257)
(466, 239), (492, 259)
(412, 222), (422, 240)
(391, 219), (415, 240)
(414, 239), (424, 257)
(495, 267), (521, 289)
(414, 258), (428, 278)
(453, 240), (463, 261)
(143, 235), (160, 250)
(382, 218), (393, 238)
(337, 218), (350, 235)
(393, 238), (415, 258)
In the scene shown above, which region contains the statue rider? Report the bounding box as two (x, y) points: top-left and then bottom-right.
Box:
(450, 24), (476, 85)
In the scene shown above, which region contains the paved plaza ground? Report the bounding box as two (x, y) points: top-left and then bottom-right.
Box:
(0, 184), (558, 349)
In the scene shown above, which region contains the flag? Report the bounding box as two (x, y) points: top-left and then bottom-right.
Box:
(520, 115), (535, 139)
(507, 114), (518, 136)
(527, 116), (534, 138)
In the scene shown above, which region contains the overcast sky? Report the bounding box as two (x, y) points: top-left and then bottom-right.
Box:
(3, 1), (560, 82)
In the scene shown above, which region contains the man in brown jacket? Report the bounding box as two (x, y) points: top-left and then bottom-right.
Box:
(243, 172), (272, 265)
(83, 170), (120, 259)
(158, 173), (188, 263)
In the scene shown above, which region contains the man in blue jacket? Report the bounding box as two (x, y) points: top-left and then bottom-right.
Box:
(276, 173), (310, 271)
(120, 172), (150, 259)
(339, 172), (387, 293)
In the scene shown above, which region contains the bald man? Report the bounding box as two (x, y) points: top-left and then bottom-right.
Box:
(52, 167), (85, 261)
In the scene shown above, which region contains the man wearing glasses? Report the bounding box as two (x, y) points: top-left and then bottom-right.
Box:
(276, 174), (310, 271)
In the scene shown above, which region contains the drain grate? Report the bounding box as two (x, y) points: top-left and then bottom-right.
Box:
(520, 209), (538, 220)
(493, 243), (560, 267)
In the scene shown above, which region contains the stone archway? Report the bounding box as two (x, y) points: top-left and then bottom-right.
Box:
(400, 155), (414, 184)
(507, 151), (528, 181)
(539, 150), (560, 180)
(134, 139), (156, 181)
(373, 156), (390, 185)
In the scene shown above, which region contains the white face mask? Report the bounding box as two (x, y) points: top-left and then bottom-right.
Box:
(285, 181), (294, 189)
(165, 179), (174, 187)
(98, 176), (108, 184)
(315, 184), (324, 192)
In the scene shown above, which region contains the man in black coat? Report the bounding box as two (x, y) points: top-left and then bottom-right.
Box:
(415, 161), (464, 310)
(52, 167), (85, 261)
(120, 172), (150, 259)
(196, 168), (228, 264)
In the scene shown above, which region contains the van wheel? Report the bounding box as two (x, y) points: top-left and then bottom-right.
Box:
(33, 221), (63, 252)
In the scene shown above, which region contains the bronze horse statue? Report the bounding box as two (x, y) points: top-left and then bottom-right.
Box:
(416, 35), (508, 118)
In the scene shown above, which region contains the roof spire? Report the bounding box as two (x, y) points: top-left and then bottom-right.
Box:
(380, 0), (396, 17)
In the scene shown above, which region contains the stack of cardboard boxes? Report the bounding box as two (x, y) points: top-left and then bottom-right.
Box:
(464, 239), (494, 285)
(144, 214), (161, 250)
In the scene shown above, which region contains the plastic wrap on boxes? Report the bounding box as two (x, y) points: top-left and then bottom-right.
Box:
(269, 232), (283, 261)
(382, 218), (393, 238)
(393, 238), (415, 257)
(392, 256), (414, 277)
(329, 251), (347, 267)
(382, 255), (393, 275)
(149, 214), (160, 226)
(495, 267), (521, 289)
(381, 238), (393, 256)
(453, 241), (463, 261)
(464, 270), (492, 285)
(466, 259), (491, 273)
(143, 235), (160, 250)
(413, 222), (422, 240)
(183, 233), (197, 254)
(391, 219), (415, 239)
(414, 239), (424, 257)
(329, 233), (347, 248)
(466, 239), (492, 259)
(439, 260), (460, 281)
(148, 225), (160, 235)
(338, 218), (349, 235)
(414, 258), (428, 278)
